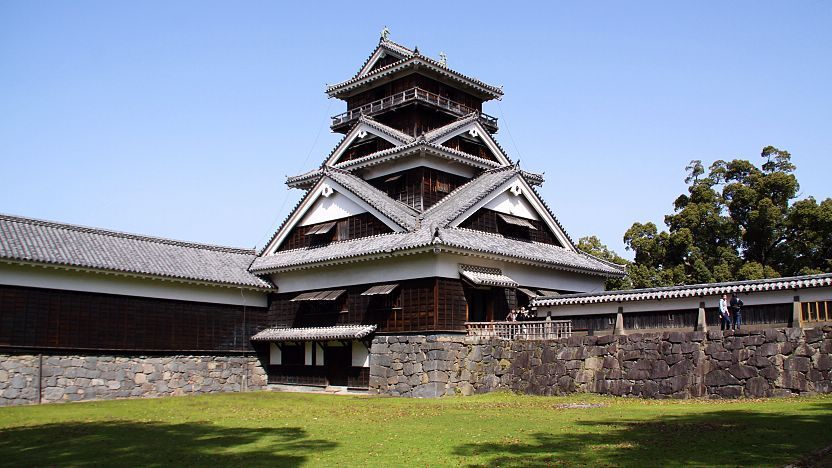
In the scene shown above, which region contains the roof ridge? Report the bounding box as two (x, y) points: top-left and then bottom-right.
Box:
(327, 55), (503, 98)
(423, 112), (481, 141)
(0, 213), (255, 255)
(357, 115), (415, 143)
(421, 165), (518, 223)
(352, 39), (415, 80)
(531, 272), (832, 306)
(529, 186), (575, 247)
(326, 167), (419, 216)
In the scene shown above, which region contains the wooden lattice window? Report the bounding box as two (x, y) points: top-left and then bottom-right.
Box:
(802, 301), (831, 323)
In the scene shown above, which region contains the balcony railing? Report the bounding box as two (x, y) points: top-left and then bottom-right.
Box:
(331, 87), (498, 131)
(465, 319), (572, 341)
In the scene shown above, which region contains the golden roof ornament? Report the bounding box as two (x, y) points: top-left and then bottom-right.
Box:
(380, 26), (390, 41)
(439, 51), (447, 66)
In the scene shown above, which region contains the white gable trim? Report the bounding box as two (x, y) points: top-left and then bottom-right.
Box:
(483, 191), (539, 220)
(263, 177), (406, 255)
(299, 190), (368, 226)
(428, 120), (511, 166)
(324, 121), (410, 167)
(448, 174), (575, 250)
(357, 46), (407, 78)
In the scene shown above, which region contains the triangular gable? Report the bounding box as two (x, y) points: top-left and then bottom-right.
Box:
(427, 120), (512, 166)
(448, 174), (575, 250)
(355, 40), (413, 79)
(263, 176), (408, 255)
(324, 119), (412, 167)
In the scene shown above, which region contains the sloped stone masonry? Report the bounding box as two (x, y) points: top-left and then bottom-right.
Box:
(0, 354), (266, 406)
(369, 327), (832, 398)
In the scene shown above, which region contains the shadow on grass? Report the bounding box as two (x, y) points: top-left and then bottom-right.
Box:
(454, 401), (832, 467)
(0, 421), (336, 467)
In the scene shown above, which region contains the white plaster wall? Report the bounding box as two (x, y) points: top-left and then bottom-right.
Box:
(300, 191), (367, 226)
(535, 286), (832, 317)
(270, 343), (282, 364)
(304, 342), (313, 365)
(352, 341), (370, 367)
(0, 263), (268, 307)
(271, 252), (606, 294)
(483, 190), (539, 220)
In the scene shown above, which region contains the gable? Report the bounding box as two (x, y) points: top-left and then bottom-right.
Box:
(356, 45), (409, 78)
(300, 191), (367, 226)
(483, 190), (539, 220)
(262, 177), (410, 255)
(325, 120), (410, 167)
(429, 121), (511, 166)
(450, 175), (575, 250)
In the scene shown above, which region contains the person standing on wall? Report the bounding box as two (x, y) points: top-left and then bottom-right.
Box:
(730, 293), (744, 331)
(719, 294), (732, 331)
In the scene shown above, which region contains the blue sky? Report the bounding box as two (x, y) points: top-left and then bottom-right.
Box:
(2, 2), (830, 257)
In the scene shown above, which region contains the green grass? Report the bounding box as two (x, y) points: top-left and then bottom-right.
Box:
(1, 392), (831, 467)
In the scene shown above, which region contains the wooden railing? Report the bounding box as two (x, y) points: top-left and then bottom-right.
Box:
(465, 319), (572, 340)
(331, 87), (498, 130)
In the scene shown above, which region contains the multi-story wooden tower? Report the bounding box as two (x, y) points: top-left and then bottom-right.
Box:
(250, 33), (624, 389)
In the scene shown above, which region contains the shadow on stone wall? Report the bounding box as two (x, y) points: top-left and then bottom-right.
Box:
(453, 400), (832, 467)
(0, 421), (337, 466)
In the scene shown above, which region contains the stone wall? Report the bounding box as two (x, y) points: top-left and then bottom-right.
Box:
(0, 354), (266, 406)
(368, 327), (832, 398)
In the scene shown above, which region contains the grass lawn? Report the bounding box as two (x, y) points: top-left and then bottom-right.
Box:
(1, 391), (831, 467)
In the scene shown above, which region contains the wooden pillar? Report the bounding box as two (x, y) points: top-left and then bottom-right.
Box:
(791, 295), (801, 328)
(696, 301), (708, 332)
(614, 306), (625, 336)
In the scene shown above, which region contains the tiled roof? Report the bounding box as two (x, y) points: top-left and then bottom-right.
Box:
(250, 224), (622, 277)
(354, 39), (415, 79)
(326, 168), (419, 230)
(251, 324), (377, 342)
(327, 55), (503, 100)
(250, 229), (435, 272)
(531, 273), (832, 307)
(358, 115), (414, 144)
(422, 166), (518, 226)
(437, 228), (625, 276)
(0, 214), (274, 290)
(423, 113), (482, 142)
(253, 164), (611, 276)
(334, 141), (501, 173)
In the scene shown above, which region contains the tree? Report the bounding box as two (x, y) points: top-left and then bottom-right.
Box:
(624, 147), (831, 287)
(576, 235), (633, 290)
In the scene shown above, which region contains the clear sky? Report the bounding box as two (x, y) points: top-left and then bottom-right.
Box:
(2, 1), (830, 257)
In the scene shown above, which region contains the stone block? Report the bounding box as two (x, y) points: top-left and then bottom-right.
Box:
(778, 370), (809, 392)
(728, 364), (758, 380)
(784, 356), (811, 373)
(704, 370), (740, 387)
(813, 354), (832, 371)
(794, 344), (815, 357)
(758, 343), (779, 356)
(715, 386), (743, 399)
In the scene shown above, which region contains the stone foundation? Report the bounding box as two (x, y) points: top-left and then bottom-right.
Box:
(0, 353), (266, 406)
(369, 327), (832, 398)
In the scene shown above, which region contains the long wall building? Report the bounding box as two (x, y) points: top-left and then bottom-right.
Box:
(1, 35), (830, 404)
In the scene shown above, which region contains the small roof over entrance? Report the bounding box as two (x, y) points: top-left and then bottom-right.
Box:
(251, 324), (378, 342)
(459, 264), (518, 288)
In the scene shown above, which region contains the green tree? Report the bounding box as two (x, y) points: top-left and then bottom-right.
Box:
(576, 235), (633, 290)
(624, 147), (831, 287)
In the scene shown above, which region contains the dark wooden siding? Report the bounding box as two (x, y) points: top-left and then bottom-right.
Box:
(347, 75), (483, 111)
(0, 285), (269, 352)
(267, 278), (470, 334)
(375, 107), (460, 137)
(624, 309), (698, 330)
(555, 314), (616, 334)
(277, 213), (393, 251)
(705, 303), (792, 327)
(460, 208), (562, 246)
(338, 136), (394, 163)
(368, 167), (467, 211)
(442, 136), (498, 162)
